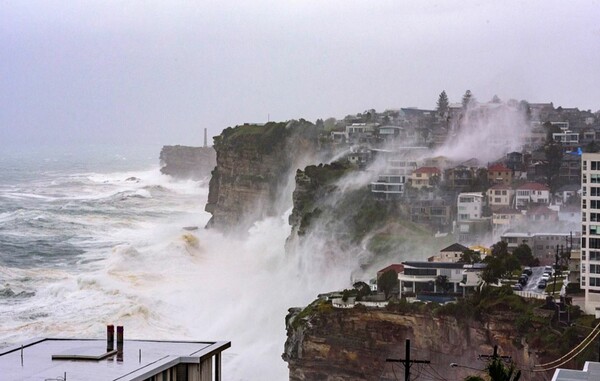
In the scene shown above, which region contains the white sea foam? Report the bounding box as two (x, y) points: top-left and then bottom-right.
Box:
(0, 162), (359, 380)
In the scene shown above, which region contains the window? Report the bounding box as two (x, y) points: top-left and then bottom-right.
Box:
(591, 264), (600, 274)
(590, 238), (600, 249)
(591, 174), (600, 183)
(502, 190), (507, 195)
(591, 225), (600, 235)
(495, 198), (501, 203)
(584, 161), (588, 170)
(592, 187), (600, 197)
(592, 161), (600, 170)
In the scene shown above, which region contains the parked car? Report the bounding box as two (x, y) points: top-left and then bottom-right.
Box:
(541, 273), (551, 281)
(523, 267), (533, 276)
(512, 284), (523, 291)
(518, 275), (529, 285)
(538, 280), (547, 289)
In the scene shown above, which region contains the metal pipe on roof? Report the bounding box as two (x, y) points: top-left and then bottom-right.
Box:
(107, 325), (115, 351)
(117, 326), (124, 362)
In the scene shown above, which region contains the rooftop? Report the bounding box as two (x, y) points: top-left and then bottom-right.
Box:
(0, 338), (230, 381)
(377, 264), (405, 274)
(413, 166), (441, 175)
(440, 243), (469, 252)
(403, 261), (465, 269)
(488, 163), (511, 172)
(489, 183), (512, 190)
(517, 182), (549, 191)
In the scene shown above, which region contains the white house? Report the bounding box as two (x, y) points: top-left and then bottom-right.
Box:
(398, 261), (485, 297)
(515, 182), (550, 208)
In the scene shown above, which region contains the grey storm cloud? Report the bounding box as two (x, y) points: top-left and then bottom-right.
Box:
(1, 0), (599, 148)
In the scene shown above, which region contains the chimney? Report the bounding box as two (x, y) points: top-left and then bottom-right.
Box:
(106, 325), (114, 351)
(204, 128), (207, 148)
(117, 326), (124, 362)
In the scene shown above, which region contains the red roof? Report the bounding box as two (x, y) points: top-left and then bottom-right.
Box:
(488, 163), (511, 172)
(517, 182), (549, 191)
(414, 166), (441, 175)
(377, 264), (404, 275)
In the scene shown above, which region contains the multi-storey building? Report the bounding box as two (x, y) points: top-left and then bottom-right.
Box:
(487, 184), (514, 211)
(487, 163), (513, 185)
(515, 182), (550, 209)
(581, 153), (600, 316)
(457, 192), (484, 221)
(409, 166), (441, 189)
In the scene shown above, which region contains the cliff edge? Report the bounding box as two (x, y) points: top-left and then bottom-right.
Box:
(283, 287), (594, 381)
(205, 121), (318, 232)
(159, 145), (216, 180)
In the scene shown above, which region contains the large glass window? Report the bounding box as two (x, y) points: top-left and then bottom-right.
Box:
(590, 238), (600, 249)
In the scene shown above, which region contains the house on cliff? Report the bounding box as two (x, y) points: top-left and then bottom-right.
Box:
(398, 261), (485, 298)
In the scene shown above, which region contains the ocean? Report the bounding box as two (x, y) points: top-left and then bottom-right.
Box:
(0, 145), (356, 380)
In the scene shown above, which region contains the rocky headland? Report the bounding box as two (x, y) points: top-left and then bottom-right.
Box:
(205, 120), (319, 232)
(283, 287), (592, 381)
(159, 145), (216, 180)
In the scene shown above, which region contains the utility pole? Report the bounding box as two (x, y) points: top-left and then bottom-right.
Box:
(386, 339), (430, 381)
(479, 345), (512, 363)
(552, 245), (562, 300)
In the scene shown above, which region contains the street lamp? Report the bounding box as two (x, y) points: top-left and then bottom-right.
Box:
(450, 363), (486, 372)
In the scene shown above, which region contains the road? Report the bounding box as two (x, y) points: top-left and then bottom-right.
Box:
(522, 266), (546, 293)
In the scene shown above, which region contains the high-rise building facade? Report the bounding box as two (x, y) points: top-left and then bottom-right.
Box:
(581, 153), (600, 317)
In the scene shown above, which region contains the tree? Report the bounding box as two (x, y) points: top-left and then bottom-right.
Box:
(323, 117), (337, 131)
(482, 241), (521, 283)
(513, 244), (539, 266)
(353, 281), (371, 300)
(543, 121), (562, 143)
(543, 139), (563, 192)
(518, 100), (531, 121)
(462, 90), (475, 109)
(437, 90), (450, 118)
(378, 269), (398, 300)
(491, 94), (501, 103)
(459, 249), (482, 264)
(435, 275), (452, 294)
(464, 358), (521, 381)
(486, 358), (521, 381)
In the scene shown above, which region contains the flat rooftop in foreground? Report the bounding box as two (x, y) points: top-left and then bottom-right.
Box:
(0, 338), (230, 381)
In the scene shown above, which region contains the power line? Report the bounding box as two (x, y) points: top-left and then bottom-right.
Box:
(386, 339), (431, 381)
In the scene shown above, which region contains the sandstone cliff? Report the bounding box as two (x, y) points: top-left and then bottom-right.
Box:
(159, 145), (216, 180)
(205, 121), (318, 232)
(283, 289), (592, 381)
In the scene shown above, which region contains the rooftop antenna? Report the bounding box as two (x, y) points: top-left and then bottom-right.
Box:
(203, 128), (208, 148)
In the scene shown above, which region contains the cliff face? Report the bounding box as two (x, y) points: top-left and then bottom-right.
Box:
(159, 145), (216, 180)
(283, 301), (555, 381)
(205, 121), (318, 232)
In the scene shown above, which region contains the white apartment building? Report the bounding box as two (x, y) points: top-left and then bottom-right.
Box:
(581, 153), (600, 316)
(457, 192), (484, 221)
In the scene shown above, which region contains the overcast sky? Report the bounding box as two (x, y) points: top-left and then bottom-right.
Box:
(1, 0), (599, 148)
